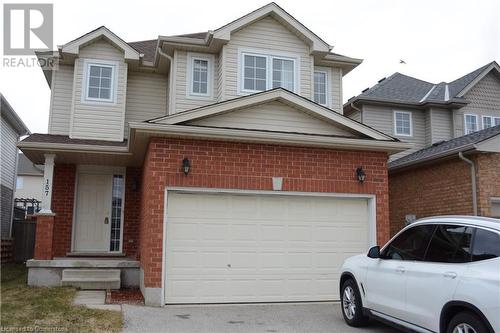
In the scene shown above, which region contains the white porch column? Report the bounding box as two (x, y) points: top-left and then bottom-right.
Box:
(39, 154), (56, 214)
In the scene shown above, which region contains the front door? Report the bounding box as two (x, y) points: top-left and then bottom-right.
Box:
(74, 173), (113, 252)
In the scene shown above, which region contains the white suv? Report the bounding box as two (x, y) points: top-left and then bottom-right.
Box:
(340, 216), (500, 333)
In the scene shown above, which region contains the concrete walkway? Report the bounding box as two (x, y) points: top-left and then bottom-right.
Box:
(123, 303), (402, 333)
(73, 290), (121, 311)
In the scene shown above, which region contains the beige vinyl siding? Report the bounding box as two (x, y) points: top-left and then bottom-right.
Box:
(425, 109), (432, 146)
(188, 100), (355, 136)
(124, 72), (168, 137)
(347, 110), (362, 122)
(48, 65), (73, 135)
(331, 67), (343, 113)
(173, 50), (217, 114)
(70, 39), (127, 141)
(14, 175), (43, 201)
(224, 16), (312, 100)
(1, 117), (18, 189)
(216, 46), (226, 101)
(362, 104), (426, 160)
(453, 73), (500, 137)
(429, 108), (453, 144)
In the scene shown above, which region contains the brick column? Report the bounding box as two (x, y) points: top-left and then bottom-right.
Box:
(34, 213), (56, 259)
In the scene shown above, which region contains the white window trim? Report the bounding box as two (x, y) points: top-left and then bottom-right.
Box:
(238, 48), (299, 95)
(393, 110), (413, 137)
(464, 114), (479, 134)
(313, 67), (330, 107)
(81, 59), (118, 104)
(186, 52), (214, 99)
(482, 115), (493, 129)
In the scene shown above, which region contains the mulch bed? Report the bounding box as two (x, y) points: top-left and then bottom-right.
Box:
(106, 288), (144, 305)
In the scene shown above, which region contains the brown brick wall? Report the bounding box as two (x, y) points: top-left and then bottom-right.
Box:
(139, 137), (391, 288)
(123, 167), (141, 258)
(476, 153), (500, 216)
(389, 158), (474, 236)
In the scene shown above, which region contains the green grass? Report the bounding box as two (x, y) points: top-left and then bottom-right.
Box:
(1, 263), (123, 332)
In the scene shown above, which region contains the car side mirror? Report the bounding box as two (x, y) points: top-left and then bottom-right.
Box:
(367, 246), (380, 259)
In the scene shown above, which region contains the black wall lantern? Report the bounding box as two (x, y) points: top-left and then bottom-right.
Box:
(356, 166), (366, 183)
(182, 157), (191, 175)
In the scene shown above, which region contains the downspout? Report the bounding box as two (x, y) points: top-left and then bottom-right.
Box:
(458, 152), (477, 216)
(350, 102), (363, 122)
(157, 47), (174, 114)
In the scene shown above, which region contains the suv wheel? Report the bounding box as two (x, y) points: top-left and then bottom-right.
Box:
(340, 279), (369, 327)
(447, 312), (489, 333)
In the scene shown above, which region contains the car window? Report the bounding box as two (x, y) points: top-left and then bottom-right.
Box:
(381, 225), (435, 261)
(425, 225), (473, 263)
(472, 229), (500, 261)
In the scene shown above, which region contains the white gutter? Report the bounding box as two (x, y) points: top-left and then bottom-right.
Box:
(350, 102), (363, 122)
(458, 152), (478, 216)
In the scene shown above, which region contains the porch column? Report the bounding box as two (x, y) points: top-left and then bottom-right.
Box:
(34, 154), (56, 260)
(40, 154), (55, 214)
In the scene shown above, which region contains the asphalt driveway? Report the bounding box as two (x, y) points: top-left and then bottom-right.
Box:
(123, 302), (402, 333)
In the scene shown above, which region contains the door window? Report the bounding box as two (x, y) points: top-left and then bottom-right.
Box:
(381, 225), (435, 260)
(472, 229), (500, 261)
(425, 225), (473, 263)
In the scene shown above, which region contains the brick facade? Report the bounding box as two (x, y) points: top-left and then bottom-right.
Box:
(34, 214), (55, 259)
(389, 153), (500, 236)
(475, 153), (500, 216)
(139, 137), (391, 288)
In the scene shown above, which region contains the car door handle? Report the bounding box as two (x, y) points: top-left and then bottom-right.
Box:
(443, 272), (457, 279)
(396, 266), (405, 273)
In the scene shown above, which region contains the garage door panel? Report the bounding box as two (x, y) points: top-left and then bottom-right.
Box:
(165, 192), (371, 304)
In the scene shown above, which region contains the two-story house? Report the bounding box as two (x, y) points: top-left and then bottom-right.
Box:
(20, 3), (409, 306)
(345, 62), (500, 235)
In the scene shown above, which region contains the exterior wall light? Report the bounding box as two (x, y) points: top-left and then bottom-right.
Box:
(182, 157), (191, 175)
(356, 166), (366, 183)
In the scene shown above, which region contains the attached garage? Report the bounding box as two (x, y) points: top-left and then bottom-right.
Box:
(164, 190), (375, 304)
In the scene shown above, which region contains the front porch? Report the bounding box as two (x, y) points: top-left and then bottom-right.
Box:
(26, 257), (140, 289)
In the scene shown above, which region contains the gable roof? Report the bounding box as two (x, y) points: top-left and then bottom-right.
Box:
(148, 88), (397, 141)
(389, 124), (500, 170)
(346, 61), (499, 109)
(0, 94), (30, 136)
(213, 2), (331, 53)
(61, 26), (141, 61)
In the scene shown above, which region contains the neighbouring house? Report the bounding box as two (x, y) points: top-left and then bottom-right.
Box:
(15, 153), (44, 214)
(344, 61), (500, 161)
(388, 125), (500, 235)
(20, 3), (409, 306)
(1, 94), (30, 248)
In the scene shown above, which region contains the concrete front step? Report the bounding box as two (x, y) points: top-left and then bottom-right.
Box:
(62, 269), (120, 290)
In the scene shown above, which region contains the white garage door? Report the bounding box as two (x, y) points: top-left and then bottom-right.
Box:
(164, 191), (371, 304)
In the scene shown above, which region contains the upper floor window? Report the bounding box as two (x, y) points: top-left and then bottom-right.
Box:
(314, 71), (328, 106)
(394, 111), (412, 136)
(84, 61), (116, 103)
(188, 53), (213, 98)
(483, 116), (500, 129)
(464, 114), (478, 134)
(240, 51), (297, 94)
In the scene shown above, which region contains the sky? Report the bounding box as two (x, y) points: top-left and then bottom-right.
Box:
(1, 0), (499, 134)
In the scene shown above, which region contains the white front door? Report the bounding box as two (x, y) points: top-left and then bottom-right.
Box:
(164, 191), (372, 304)
(74, 173), (113, 252)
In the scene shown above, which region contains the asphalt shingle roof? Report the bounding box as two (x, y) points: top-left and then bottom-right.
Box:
(389, 125), (500, 169)
(17, 153), (43, 175)
(351, 61), (498, 105)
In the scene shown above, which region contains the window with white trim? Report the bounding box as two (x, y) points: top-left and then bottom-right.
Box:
(483, 116), (493, 129)
(85, 63), (115, 102)
(394, 111), (412, 136)
(464, 114), (478, 134)
(241, 51), (297, 93)
(314, 71), (327, 105)
(186, 53), (215, 98)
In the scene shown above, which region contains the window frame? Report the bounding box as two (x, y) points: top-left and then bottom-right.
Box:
(393, 110), (413, 137)
(482, 116), (493, 129)
(187, 52), (214, 99)
(16, 176), (24, 190)
(238, 49), (299, 95)
(313, 68), (329, 107)
(82, 59), (117, 104)
(464, 114), (479, 134)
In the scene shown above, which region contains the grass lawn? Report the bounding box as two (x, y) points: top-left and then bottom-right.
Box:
(1, 263), (123, 332)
